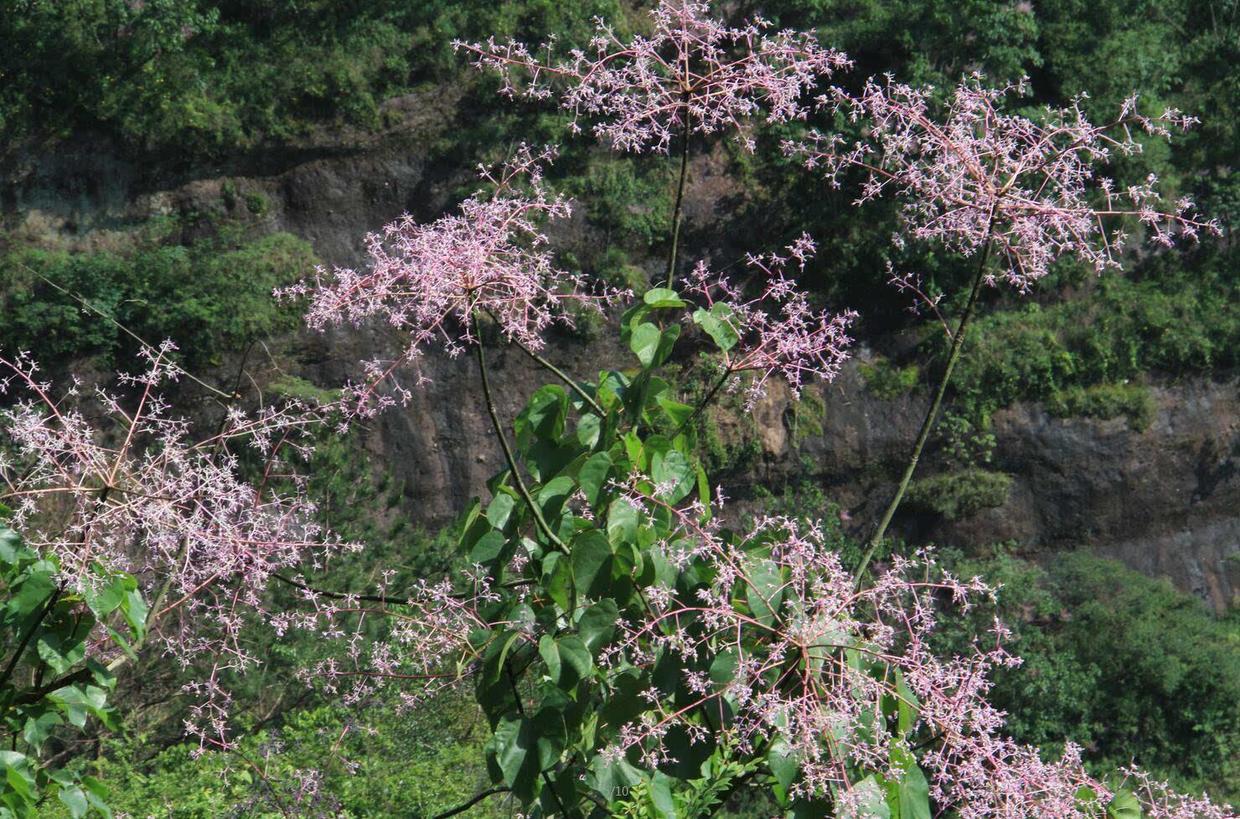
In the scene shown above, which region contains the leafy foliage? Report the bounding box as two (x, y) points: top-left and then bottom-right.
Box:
(0, 231), (316, 368)
(936, 551), (1240, 803)
(0, 521), (145, 818)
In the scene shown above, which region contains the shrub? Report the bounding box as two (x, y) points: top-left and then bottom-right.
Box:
(1046, 382), (1157, 431)
(858, 355), (920, 399)
(905, 468), (1013, 519)
(0, 232), (316, 368)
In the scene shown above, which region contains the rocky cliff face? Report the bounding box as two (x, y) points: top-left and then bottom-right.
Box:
(4, 106), (1237, 611)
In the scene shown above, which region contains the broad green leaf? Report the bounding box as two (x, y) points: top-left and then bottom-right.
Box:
(1107, 790), (1143, 819)
(630, 322), (662, 367)
(577, 452), (612, 506)
(692, 303), (740, 352)
(643, 287), (686, 308)
(888, 747), (931, 819)
(768, 740), (798, 805)
(469, 530), (507, 564)
(845, 775), (890, 819)
(605, 499), (640, 547)
(576, 412), (602, 448)
(58, 785), (89, 819)
(745, 559), (785, 626)
(571, 531), (613, 598)
(488, 717), (539, 800)
(515, 385), (569, 446)
(486, 493), (516, 529)
(650, 446), (695, 504)
(577, 600), (618, 655)
(649, 772), (678, 817)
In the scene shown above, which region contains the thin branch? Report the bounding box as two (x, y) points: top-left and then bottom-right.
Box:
(856, 228), (996, 584)
(431, 786), (512, 819)
(472, 314), (567, 554)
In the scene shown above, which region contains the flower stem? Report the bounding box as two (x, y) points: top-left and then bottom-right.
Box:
(854, 235), (995, 584)
(675, 366), (732, 438)
(664, 112), (691, 288)
(473, 314), (567, 553)
(506, 332), (606, 417)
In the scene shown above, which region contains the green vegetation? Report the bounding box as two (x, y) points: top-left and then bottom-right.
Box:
(945, 261), (1239, 425)
(59, 696), (500, 818)
(0, 231), (316, 368)
(904, 468), (1013, 520)
(0, 0), (622, 158)
(937, 550), (1240, 803)
(1, 0), (1238, 814)
(0, 522), (145, 818)
(859, 355), (920, 399)
(1046, 382), (1157, 431)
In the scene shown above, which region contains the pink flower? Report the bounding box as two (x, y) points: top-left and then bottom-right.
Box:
(686, 234), (856, 407)
(788, 75), (1220, 291)
(0, 344), (343, 748)
(456, 0), (850, 154)
(284, 145), (621, 415)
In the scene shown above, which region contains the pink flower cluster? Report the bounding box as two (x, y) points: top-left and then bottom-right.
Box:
(0, 344), (345, 747)
(283, 145), (619, 416)
(456, 0), (850, 153)
(593, 491), (1230, 817)
(789, 75), (1220, 290)
(685, 235), (856, 407)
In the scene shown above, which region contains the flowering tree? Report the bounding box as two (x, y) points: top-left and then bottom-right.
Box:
(0, 3), (1233, 818)
(457, 0), (849, 284)
(786, 74), (1221, 575)
(0, 344), (341, 752)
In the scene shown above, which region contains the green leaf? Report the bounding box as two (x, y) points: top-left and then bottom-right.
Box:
(538, 634), (562, 683)
(576, 412), (602, 448)
(0, 751), (36, 803)
(586, 752), (645, 804)
(649, 772), (678, 817)
(656, 395), (694, 428)
(0, 525), (24, 564)
(577, 452), (613, 507)
(848, 775), (891, 819)
(745, 559), (785, 626)
(605, 499), (640, 548)
(1107, 790), (1143, 819)
(483, 631), (523, 685)
(488, 717), (539, 800)
(577, 600), (618, 655)
(486, 493), (516, 529)
(650, 445), (695, 504)
(888, 746), (932, 819)
(896, 669), (919, 737)
(515, 385), (569, 446)
(542, 552), (573, 613)
(58, 785), (89, 818)
(630, 322), (662, 367)
(642, 287), (686, 308)
(768, 740), (798, 805)
(692, 303), (740, 352)
(709, 651), (738, 686)
(22, 712), (61, 749)
(571, 531), (613, 598)
(470, 530), (507, 564)
(539, 635), (592, 688)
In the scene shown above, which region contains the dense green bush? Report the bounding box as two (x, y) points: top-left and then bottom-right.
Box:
(53, 696), (500, 818)
(1046, 382), (1156, 431)
(858, 355), (920, 399)
(904, 467), (1013, 520)
(944, 259), (1240, 424)
(0, 232), (316, 368)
